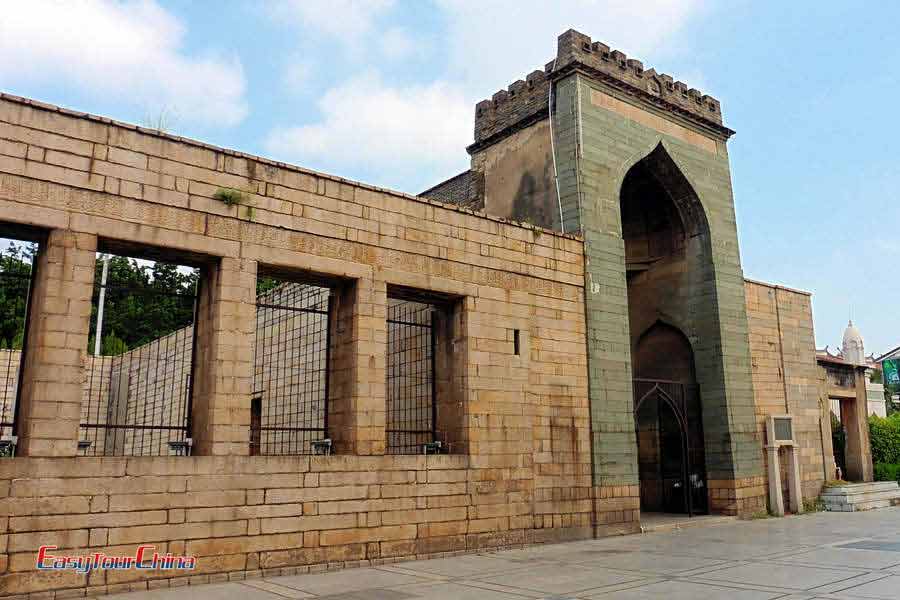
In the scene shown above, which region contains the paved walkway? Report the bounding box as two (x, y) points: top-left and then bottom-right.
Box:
(108, 508), (900, 599)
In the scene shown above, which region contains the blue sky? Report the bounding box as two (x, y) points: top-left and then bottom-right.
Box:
(1, 1), (897, 354)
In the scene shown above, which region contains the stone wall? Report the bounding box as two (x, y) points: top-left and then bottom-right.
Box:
(0, 454), (597, 596)
(0, 92), (589, 597)
(744, 280), (830, 505)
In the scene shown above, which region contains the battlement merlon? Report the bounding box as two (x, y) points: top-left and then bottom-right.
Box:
(470, 29), (733, 152)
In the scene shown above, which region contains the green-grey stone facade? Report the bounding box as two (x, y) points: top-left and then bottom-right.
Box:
(557, 69), (763, 487)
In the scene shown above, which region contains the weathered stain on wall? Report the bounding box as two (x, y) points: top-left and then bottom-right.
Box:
(471, 120), (557, 230)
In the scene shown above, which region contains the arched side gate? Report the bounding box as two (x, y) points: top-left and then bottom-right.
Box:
(633, 378), (706, 517)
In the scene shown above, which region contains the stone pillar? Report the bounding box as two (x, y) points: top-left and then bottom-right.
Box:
(328, 275), (386, 455)
(786, 446), (803, 513)
(843, 369), (874, 482)
(435, 299), (468, 453)
(766, 444), (784, 516)
(16, 230), (96, 457)
(190, 257), (256, 456)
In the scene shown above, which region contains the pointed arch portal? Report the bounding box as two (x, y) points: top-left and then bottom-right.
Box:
(621, 144), (712, 516)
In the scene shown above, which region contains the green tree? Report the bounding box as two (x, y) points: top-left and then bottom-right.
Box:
(0, 242), (36, 350)
(256, 275), (280, 297)
(0, 245), (200, 357)
(88, 256), (198, 354)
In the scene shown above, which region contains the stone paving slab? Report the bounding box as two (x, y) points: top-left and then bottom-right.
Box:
(689, 561), (869, 591)
(772, 546), (900, 570)
(582, 579), (783, 599)
(104, 508), (900, 600)
(465, 563), (648, 595)
(827, 573), (900, 599)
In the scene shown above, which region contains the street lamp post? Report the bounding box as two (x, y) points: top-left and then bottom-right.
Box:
(93, 255), (110, 356)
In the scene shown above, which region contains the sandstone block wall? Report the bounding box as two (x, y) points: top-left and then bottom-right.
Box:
(0, 455), (593, 597)
(745, 280), (829, 506)
(0, 92), (590, 597)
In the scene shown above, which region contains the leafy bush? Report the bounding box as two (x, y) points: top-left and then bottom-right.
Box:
(873, 462), (900, 483)
(101, 333), (128, 356)
(868, 413), (900, 464)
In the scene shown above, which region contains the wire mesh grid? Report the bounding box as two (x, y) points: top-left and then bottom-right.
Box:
(80, 265), (198, 456)
(386, 298), (436, 454)
(0, 266), (35, 441)
(252, 280), (331, 455)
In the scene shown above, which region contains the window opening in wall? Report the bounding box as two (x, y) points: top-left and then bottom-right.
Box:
(0, 234), (41, 454)
(249, 396), (262, 456)
(386, 295), (438, 454)
(830, 398), (846, 479)
(513, 329), (521, 356)
(80, 249), (200, 456)
(252, 272), (332, 455)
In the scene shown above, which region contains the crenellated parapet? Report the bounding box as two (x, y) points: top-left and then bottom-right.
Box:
(553, 29), (723, 125)
(474, 69), (552, 148)
(471, 29), (729, 151)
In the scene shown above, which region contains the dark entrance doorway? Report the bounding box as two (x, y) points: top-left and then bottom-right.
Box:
(634, 378), (707, 515)
(632, 324), (707, 515)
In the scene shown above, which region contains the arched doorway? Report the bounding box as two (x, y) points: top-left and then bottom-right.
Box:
(620, 143), (711, 515)
(633, 324), (707, 515)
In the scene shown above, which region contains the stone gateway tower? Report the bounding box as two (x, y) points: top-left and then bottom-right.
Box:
(426, 29), (766, 524)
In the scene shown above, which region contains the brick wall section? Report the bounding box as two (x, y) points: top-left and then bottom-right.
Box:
(0, 93), (589, 596)
(419, 171), (483, 211)
(744, 280), (828, 508)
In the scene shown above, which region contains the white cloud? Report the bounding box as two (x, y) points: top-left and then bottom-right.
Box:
(272, 0), (394, 39)
(437, 0), (707, 95)
(263, 0), (707, 190)
(0, 0), (247, 127)
(379, 27), (417, 60)
(264, 72), (470, 185)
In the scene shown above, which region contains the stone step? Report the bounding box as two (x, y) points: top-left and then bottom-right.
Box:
(821, 481), (900, 512)
(825, 499), (896, 512)
(820, 482), (900, 496)
(822, 489), (900, 504)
